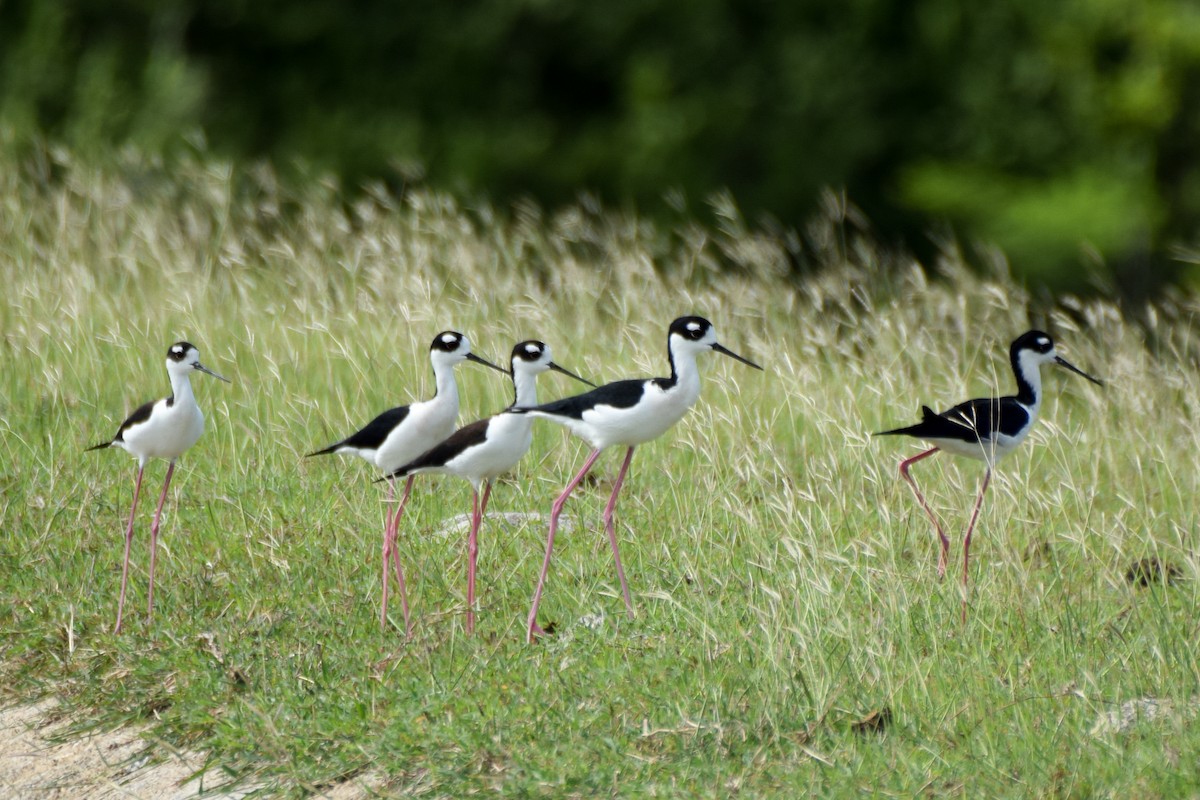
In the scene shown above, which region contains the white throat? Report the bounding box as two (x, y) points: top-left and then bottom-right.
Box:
(512, 368), (539, 408)
(432, 359), (461, 407)
(167, 365), (196, 405)
(670, 344), (704, 407)
(1014, 349), (1047, 428)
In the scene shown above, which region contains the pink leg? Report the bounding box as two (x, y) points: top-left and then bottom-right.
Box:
(382, 475), (414, 636)
(114, 464), (146, 634)
(145, 460), (176, 624)
(527, 448), (605, 643)
(465, 480), (492, 635)
(380, 478), (395, 630)
(960, 467), (992, 623)
(603, 446), (636, 616)
(898, 448), (950, 578)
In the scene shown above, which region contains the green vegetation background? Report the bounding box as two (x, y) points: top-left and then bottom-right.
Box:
(4, 152), (1200, 796)
(4, 0), (1200, 295)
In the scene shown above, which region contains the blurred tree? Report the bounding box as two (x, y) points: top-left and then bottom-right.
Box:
(2, 0), (1199, 296)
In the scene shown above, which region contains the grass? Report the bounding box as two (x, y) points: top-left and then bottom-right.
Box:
(2, 150), (1200, 796)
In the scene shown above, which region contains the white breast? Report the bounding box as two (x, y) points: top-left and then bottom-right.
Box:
(375, 396), (459, 472)
(575, 380), (700, 450)
(445, 413), (535, 482)
(122, 400), (205, 461)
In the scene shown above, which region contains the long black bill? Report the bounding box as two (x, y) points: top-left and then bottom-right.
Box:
(548, 361), (598, 388)
(195, 362), (232, 383)
(466, 352), (510, 375)
(1055, 355), (1103, 386)
(712, 342), (763, 370)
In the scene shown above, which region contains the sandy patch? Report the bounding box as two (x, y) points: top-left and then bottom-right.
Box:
(0, 700), (381, 799)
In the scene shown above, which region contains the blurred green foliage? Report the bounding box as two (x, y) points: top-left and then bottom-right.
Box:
(3, 0), (1200, 295)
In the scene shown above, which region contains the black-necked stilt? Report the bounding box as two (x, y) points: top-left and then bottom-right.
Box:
(87, 341), (230, 633)
(381, 340), (595, 634)
(513, 316), (762, 642)
(876, 330), (1102, 618)
(305, 331), (506, 635)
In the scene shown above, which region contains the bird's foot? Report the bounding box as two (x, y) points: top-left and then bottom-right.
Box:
(526, 619), (556, 643)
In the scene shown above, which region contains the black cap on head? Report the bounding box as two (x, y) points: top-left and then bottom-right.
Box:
(431, 331), (466, 352)
(512, 340), (547, 362)
(1012, 330), (1055, 356)
(167, 341), (196, 362)
(669, 316), (713, 341)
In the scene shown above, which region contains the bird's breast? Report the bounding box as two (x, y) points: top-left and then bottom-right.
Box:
(123, 400), (205, 460)
(577, 382), (697, 448)
(376, 397), (459, 471)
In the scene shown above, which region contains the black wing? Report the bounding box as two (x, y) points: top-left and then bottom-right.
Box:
(386, 417), (492, 479)
(938, 396), (1031, 439)
(877, 396), (1029, 441)
(515, 379), (650, 420)
(306, 405), (411, 457)
(87, 398), (156, 451)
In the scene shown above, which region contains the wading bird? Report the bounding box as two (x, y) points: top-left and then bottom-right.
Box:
(382, 340), (594, 634)
(306, 331), (506, 635)
(88, 341), (230, 633)
(514, 316), (762, 642)
(877, 330), (1102, 619)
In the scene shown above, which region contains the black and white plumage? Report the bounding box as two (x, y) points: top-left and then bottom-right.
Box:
(305, 330), (506, 635)
(306, 331), (506, 469)
(382, 340), (595, 634)
(877, 329), (1102, 618)
(87, 341), (230, 633)
(513, 316), (763, 642)
(877, 330), (1103, 461)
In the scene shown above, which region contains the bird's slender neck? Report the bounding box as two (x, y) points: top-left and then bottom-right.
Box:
(167, 367), (195, 406)
(1012, 349), (1042, 408)
(431, 360), (460, 406)
(511, 369), (537, 408)
(666, 340), (702, 398)
(665, 339), (682, 385)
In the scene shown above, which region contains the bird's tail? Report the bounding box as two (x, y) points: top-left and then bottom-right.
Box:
(874, 406), (939, 437)
(874, 424), (921, 437)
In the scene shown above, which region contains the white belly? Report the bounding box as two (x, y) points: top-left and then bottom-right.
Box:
(375, 398), (458, 472)
(444, 414), (535, 482)
(570, 386), (697, 449)
(927, 431), (1025, 463)
(122, 400), (205, 461)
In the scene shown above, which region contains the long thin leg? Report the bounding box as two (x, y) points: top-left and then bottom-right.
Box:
(527, 448), (605, 643)
(898, 448), (950, 578)
(602, 446), (636, 616)
(960, 467), (992, 623)
(145, 460), (176, 624)
(465, 480), (492, 635)
(383, 475), (415, 636)
(380, 478), (395, 631)
(115, 464), (147, 634)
